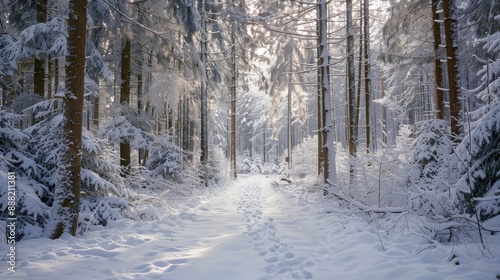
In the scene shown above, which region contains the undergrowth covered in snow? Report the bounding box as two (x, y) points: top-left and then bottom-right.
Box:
(0, 98), (214, 240)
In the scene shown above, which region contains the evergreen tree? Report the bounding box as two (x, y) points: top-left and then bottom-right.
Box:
(46, 0), (87, 239)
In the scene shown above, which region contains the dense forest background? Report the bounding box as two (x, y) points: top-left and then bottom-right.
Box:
(0, 0), (499, 244)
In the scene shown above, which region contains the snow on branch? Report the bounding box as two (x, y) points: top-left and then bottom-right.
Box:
(326, 180), (406, 214)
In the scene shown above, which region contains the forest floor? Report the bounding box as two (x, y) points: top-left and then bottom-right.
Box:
(1, 174), (500, 279)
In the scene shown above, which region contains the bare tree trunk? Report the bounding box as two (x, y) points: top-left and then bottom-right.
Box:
(120, 38), (132, 175)
(347, 0), (357, 178)
(54, 58), (59, 98)
(183, 96), (190, 158)
(90, 32), (101, 129)
(432, 0), (445, 120)
(319, 0), (337, 187)
(200, 0), (209, 186)
(48, 0), (86, 239)
(381, 65), (387, 145)
(317, 2), (324, 176)
(230, 20), (237, 179)
(137, 57), (143, 114)
(442, 0), (461, 136)
(34, 0), (47, 97)
(263, 126), (266, 163)
(363, 0), (371, 154)
(287, 60), (292, 170)
(137, 53), (146, 165)
(47, 55), (52, 99)
(356, 0), (363, 143)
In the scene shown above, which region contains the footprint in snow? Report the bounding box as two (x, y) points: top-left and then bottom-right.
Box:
(133, 264), (152, 272)
(153, 260), (169, 268)
(266, 256), (280, 263)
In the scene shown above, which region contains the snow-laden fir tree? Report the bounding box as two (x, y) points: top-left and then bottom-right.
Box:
(0, 111), (50, 240)
(457, 28), (500, 222)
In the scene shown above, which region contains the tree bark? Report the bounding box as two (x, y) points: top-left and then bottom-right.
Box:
(442, 0), (461, 136)
(120, 38), (132, 174)
(49, 0), (86, 239)
(317, 1), (324, 176)
(381, 64), (387, 145)
(319, 0), (337, 186)
(90, 32), (101, 129)
(54, 58), (59, 98)
(47, 55), (52, 99)
(200, 0), (209, 186)
(432, 0), (445, 120)
(363, 0), (371, 154)
(347, 0), (357, 177)
(230, 20), (237, 179)
(263, 126), (266, 163)
(356, 0), (363, 145)
(137, 52), (145, 165)
(183, 96), (190, 159)
(287, 60), (292, 170)
(34, 0), (47, 97)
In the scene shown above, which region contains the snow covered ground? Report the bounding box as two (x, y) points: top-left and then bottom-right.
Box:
(1, 174), (499, 279)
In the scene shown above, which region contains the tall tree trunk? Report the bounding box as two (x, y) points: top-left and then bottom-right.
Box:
(183, 96), (190, 159)
(319, 0), (337, 187)
(381, 65), (387, 145)
(90, 32), (101, 129)
(263, 125), (266, 163)
(230, 20), (237, 179)
(363, 0), (371, 154)
(48, 0), (86, 239)
(432, 0), (445, 120)
(347, 0), (357, 177)
(419, 71), (425, 121)
(287, 60), (292, 170)
(200, 0), (209, 186)
(356, 0), (363, 142)
(47, 55), (52, 99)
(34, 0), (47, 97)
(93, 88), (100, 129)
(317, 2), (324, 176)
(137, 53), (145, 165)
(442, 0), (461, 136)
(54, 58), (59, 98)
(137, 57), (144, 114)
(120, 38), (132, 174)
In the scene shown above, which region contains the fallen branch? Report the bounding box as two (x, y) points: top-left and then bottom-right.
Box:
(326, 179), (406, 214)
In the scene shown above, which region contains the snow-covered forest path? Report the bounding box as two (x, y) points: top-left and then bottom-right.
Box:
(3, 174), (499, 279)
(161, 174), (318, 279)
(7, 175), (319, 280)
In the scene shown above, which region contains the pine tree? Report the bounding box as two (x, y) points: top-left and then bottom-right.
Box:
(47, 0), (87, 239)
